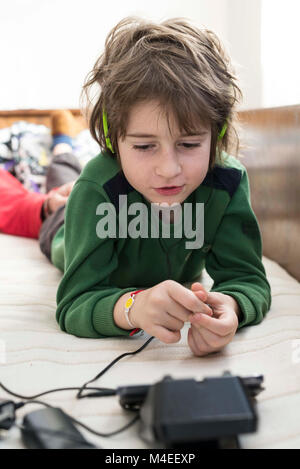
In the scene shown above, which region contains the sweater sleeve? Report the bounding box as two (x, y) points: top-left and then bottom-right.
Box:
(205, 168), (271, 328)
(0, 168), (47, 239)
(55, 179), (138, 338)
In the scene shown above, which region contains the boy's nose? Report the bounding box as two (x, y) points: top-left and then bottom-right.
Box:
(155, 149), (182, 179)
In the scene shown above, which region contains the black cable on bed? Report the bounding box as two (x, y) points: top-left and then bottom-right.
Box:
(0, 335), (155, 442)
(0, 336), (154, 401)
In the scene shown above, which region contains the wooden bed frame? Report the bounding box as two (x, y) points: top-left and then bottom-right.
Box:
(1, 106), (299, 281)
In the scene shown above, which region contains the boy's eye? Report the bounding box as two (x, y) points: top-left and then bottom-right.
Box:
(180, 143), (201, 149)
(133, 144), (155, 151)
(132, 143), (201, 152)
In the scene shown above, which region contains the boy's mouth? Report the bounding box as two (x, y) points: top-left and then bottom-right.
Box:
(154, 185), (184, 195)
(156, 184), (184, 189)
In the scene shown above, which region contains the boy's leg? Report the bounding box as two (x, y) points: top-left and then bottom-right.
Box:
(39, 205), (65, 262)
(46, 109), (85, 191)
(39, 110), (85, 262)
(39, 152), (82, 262)
(45, 151), (82, 193)
(0, 168), (47, 239)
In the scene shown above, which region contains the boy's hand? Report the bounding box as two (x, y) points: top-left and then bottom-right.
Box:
(188, 282), (240, 357)
(128, 280), (213, 344)
(45, 181), (76, 215)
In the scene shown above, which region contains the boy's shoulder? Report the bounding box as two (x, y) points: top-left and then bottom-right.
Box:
(78, 151), (121, 186)
(202, 152), (247, 199)
(217, 152), (246, 172)
(74, 152), (136, 210)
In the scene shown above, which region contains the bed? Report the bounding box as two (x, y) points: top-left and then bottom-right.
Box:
(0, 107), (300, 449)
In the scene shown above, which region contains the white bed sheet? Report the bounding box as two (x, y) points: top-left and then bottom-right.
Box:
(0, 233), (300, 449)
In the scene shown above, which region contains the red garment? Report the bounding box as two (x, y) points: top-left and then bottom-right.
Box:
(0, 168), (48, 239)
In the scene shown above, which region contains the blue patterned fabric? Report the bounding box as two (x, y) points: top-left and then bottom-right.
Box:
(0, 121), (100, 193)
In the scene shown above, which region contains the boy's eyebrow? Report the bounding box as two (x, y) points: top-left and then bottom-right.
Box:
(126, 131), (208, 138)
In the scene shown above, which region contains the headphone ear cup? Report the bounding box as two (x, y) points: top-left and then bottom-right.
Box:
(102, 110), (115, 153)
(218, 121), (228, 141)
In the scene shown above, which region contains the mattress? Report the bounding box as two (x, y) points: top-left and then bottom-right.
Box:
(0, 232), (300, 449)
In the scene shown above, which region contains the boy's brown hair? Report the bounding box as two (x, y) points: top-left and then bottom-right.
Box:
(81, 16), (242, 170)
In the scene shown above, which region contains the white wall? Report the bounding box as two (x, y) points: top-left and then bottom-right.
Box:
(261, 0), (300, 108)
(226, 0), (262, 110)
(0, 0), (298, 111)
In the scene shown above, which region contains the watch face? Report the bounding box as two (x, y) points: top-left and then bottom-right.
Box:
(125, 298), (134, 308)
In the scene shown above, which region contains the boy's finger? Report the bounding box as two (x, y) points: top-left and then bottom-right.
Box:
(191, 282), (207, 293)
(193, 301), (213, 316)
(188, 326), (213, 356)
(193, 289), (210, 305)
(190, 312), (230, 336)
(191, 288), (212, 315)
(168, 282), (212, 316)
(191, 322), (229, 348)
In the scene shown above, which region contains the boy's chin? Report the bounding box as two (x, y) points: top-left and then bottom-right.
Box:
(152, 201), (182, 207)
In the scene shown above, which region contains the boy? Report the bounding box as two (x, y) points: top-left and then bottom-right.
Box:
(51, 17), (271, 356)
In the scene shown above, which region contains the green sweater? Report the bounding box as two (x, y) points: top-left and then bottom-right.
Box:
(52, 151), (271, 338)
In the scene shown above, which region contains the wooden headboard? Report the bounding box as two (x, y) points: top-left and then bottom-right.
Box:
(239, 105), (300, 281)
(0, 109), (86, 129)
(1, 106), (299, 281)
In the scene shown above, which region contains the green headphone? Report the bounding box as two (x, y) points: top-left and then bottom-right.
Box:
(103, 110), (227, 153)
(218, 120), (228, 141)
(102, 109), (114, 153)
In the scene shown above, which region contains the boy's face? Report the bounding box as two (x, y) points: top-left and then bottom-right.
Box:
(117, 100), (211, 206)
